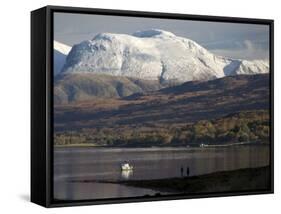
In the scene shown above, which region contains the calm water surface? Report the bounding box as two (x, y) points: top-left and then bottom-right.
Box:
(54, 145), (269, 200)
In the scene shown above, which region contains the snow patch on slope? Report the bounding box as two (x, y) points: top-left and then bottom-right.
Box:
(61, 29), (269, 82)
(54, 41), (71, 75)
(54, 40), (71, 55)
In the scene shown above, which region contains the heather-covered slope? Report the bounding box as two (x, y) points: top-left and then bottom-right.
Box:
(54, 74), (269, 129)
(54, 73), (166, 104)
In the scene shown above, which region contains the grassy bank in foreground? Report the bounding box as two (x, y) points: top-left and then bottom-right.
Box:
(110, 166), (270, 194)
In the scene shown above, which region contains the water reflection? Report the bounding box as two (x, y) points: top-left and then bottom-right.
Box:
(54, 146), (270, 200)
(121, 170), (133, 180)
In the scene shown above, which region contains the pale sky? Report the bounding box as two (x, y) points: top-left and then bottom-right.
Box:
(54, 12), (270, 60)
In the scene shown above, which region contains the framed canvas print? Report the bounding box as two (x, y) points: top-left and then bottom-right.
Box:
(31, 5), (274, 207)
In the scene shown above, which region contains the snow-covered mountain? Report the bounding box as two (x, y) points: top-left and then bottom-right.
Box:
(54, 41), (71, 75)
(61, 29), (269, 83)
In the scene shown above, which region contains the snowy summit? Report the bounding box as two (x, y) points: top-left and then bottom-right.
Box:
(61, 29), (269, 82)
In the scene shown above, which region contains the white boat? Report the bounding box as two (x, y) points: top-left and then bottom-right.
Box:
(121, 162), (133, 171)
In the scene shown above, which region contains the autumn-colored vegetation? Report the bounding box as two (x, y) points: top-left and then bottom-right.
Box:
(54, 74), (270, 147)
(54, 110), (270, 147)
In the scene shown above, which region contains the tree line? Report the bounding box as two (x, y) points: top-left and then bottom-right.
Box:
(54, 110), (270, 147)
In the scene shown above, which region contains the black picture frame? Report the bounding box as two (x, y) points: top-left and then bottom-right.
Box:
(31, 5), (274, 208)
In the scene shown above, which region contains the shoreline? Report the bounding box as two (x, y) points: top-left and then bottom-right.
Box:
(54, 141), (269, 149)
(116, 166), (271, 194)
(70, 166), (270, 194)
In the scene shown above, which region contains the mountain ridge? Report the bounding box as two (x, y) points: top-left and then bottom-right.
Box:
(60, 29), (269, 82)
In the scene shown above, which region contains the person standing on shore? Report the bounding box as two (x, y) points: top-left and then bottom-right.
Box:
(180, 166), (184, 177)
(186, 167), (190, 177)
